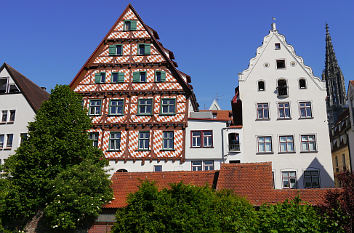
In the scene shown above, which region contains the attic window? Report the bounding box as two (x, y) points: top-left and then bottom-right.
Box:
(124, 20), (137, 31)
(0, 78), (8, 94)
(9, 84), (20, 93)
(138, 44), (151, 55)
(275, 43), (281, 50)
(299, 79), (306, 89)
(276, 59), (286, 69)
(258, 81), (265, 91)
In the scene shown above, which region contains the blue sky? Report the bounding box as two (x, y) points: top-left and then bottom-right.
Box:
(1, 0), (353, 109)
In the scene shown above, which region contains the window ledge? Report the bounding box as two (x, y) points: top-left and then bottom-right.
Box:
(278, 151), (296, 154)
(0, 122), (6, 125)
(256, 152), (274, 155)
(256, 119), (270, 121)
(160, 149), (175, 151)
(300, 150), (318, 153)
(190, 147), (214, 149)
(7, 121), (14, 124)
(136, 149), (150, 152)
(277, 118), (292, 120)
(136, 114), (153, 116)
(107, 114), (124, 117)
(106, 150), (121, 152)
(111, 82), (124, 84)
(4, 147), (12, 150)
(298, 117), (314, 120)
(89, 115), (102, 117)
(160, 113), (176, 116)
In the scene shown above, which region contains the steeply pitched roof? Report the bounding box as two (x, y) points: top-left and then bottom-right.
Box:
(106, 163), (340, 208)
(0, 63), (49, 112)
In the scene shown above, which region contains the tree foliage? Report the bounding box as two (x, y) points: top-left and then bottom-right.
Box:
(0, 85), (112, 231)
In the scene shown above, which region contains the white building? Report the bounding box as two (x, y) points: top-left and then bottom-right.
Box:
(0, 63), (49, 165)
(237, 23), (334, 189)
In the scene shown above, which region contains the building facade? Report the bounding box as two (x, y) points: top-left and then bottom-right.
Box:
(237, 23), (334, 189)
(70, 4), (201, 174)
(0, 63), (49, 166)
(346, 81), (354, 174)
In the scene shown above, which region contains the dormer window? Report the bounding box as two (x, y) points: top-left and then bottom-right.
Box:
(275, 43), (281, 50)
(299, 79), (306, 89)
(276, 59), (286, 69)
(277, 79), (288, 97)
(258, 81), (265, 91)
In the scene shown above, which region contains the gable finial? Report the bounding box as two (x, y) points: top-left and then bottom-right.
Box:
(271, 17), (277, 31)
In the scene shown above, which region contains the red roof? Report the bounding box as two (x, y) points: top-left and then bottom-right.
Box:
(196, 110), (233, 121)
(106, 163), (340, 208)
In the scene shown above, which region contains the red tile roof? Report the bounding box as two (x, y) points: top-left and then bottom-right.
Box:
(106, 163), (341, 208)
(198, 110), (233, 121)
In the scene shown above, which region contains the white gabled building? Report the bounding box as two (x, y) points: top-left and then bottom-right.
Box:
(237, 23), (334, 189)
(0, 63), (49, 165)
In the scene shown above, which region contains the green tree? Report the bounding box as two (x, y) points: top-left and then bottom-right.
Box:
(112, 181), (256, 233)
(0, 85), (112, 231)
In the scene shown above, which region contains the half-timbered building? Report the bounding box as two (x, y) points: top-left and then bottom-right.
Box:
(70, 4), (199, 173)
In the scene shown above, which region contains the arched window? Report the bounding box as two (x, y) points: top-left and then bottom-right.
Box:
(277, 79), (288, 97)
(117, 169), (128, 173)
(258, 81), (265, 91)
(228, 133), (240, 152)
(299, 79), (306, 89)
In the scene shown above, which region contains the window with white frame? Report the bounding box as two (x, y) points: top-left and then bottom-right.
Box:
(191, 131), (213, 148)
(162, 131), (174, 150)
(204, 161), (214, 171)
(299, 102), (312, 118)
(161, 99), (176, 115)
(138, 99), (153, 115)
(9, 110), (15, 122)
(89, 132), (99, 147)
(138, 131), (150, 150)
(301, 135), (316, 152)
(0, 134), (4, 148)
(6, 134), (13, 148)
(304, 170), (320, 188)
(257, 103), (269, 120)
(191, 161), (202, 171)
(109, 99), (124, 115)
(278, 102), (290, 119)
(282, 171), (297, 189)
(257, 136), (272, 153)
(89, 100), (102, 116)
(109, 132), (121, 151)
(279, 136), (294, 152)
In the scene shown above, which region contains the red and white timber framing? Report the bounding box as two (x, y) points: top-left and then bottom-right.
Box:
(70, 4), (199, 169)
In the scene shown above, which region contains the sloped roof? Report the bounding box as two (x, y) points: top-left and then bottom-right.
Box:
(195, 110), (232, 121)
(106, 163), (339, 208)
(0, 63), (49, 112)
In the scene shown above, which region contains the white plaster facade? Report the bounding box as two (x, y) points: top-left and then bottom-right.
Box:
(238, 24), (334, 189)
(0, 68), (35, 165)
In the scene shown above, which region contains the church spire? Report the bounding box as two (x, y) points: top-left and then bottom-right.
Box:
(322, 24), (346, 126)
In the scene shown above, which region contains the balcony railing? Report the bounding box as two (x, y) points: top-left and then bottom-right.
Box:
(229, 144), (240, 152)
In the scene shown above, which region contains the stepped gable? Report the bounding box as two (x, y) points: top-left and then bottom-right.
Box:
(0, 63), (49, 112)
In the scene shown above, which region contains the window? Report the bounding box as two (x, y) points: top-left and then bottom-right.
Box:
(276, 59), (285, 69)
(9, 110), (15, 122)
(124, 20), (137, 31)
(161, 99), (176, 115)
(109, 132), (121, 151)
(0, 78), (7, 93)
(109, 99), (124, 115)
(155, 71), (166, 82)
(203, 131), (213, 147)
(138, 99), (153, 115)
(277, 79), (288, 96)
(301, 135), (316, 152)
(9, 84), (19, 93)
(275, 43), (281, 50)
(191, 131), (201, 147)
(204, 161), (214, 171)
(228, 133), (240, 152)
(257, 103), (269, 120)
(162, 131), (174, 150)
(1, 110), (7, 122)
(138, 131), (150, 150)
(133, 71), (147, 82)
(304, 170), (320, 188)
(109, 44), (123, 56)
(89, 100), (102, 116)
(137, 44), (151, 55)
(258, 81), (265, 91)
(299, 79), (306, 89)
(282, 171), (296, 189)
(6, 134), (13, 148)
(299, 102), (312, 118)
(154, 165), (162, 172)
(278, 102), (290, 119)
(279, 136), (294, 152)
(191, 161), (202, 171)
(94, 72), (106, 84)
(191, 131), (213, 148)
(342, 154), (347, 171)
(89, 132), (99, 147)
(0, 135), (4, 148)
(20, 133), (28, 144)
(111, 72), (124, 83)
(257, 136), (272, 153)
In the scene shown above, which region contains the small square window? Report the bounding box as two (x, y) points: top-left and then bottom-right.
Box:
(282, 171), (297, 189)
(258, 81), (265, 91)
(138, 44), (151, 55)
(276, 59), (286, 69)
(204, 161), (214, 171)
(161, 99), (176, 115)
(275, 43), (281, 50)
(109, 99), (124, 115)
(191, 161), (202, 171)
(138, 99), (153, 115)
(299, 79), (306, 89)
(89, 100), (102, 116)
(89, 132), (99, 147)
(154, 165), (162, 172)
(94, 72), (106, 84)
(124, 20), (136, 31)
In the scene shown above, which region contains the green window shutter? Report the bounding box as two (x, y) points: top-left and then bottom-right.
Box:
(145, 44), (151, 55)
(109, 45), (116, 55)
(133, 72), (140, 82)
(130, 20), (137, 31)
(95, 73), (101, 83)
(161, 71), (166, 82)
(118, 72), (125, 82)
